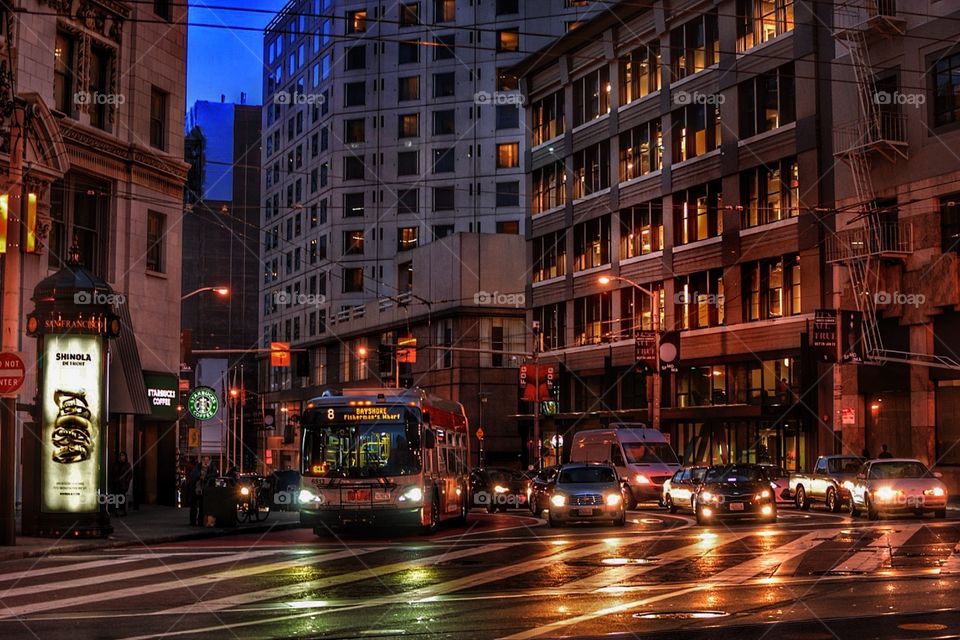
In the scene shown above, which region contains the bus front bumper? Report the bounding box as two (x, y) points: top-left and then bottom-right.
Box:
(301, 506), (423, 529)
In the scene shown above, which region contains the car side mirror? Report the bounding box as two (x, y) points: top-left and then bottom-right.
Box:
(933, 471), (943, 479)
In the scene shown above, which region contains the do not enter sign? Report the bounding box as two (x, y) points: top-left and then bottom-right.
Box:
(0, 352), (26, 397)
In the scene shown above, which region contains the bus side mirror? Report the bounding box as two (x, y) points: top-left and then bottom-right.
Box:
(424, 429), (436, 449)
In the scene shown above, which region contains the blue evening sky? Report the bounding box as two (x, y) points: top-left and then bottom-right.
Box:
(187, 1), (287, 109)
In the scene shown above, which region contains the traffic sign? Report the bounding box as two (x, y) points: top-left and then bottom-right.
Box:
(0, 352), (26, 397)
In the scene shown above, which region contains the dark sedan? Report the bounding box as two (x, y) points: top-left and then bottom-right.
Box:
(528, 465), (560, 517)
(470, 468), (529, 512)
(693, 464), (778, 525)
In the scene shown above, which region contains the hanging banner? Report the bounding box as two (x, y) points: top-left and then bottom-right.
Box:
(519, 364), (556, 402)
(812, 309), (838, 363)
(840, 310), (864, 364)
(40, 334), (105, 514)
(634, 331), (658, 372)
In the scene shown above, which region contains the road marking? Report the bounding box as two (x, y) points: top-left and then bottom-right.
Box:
(939, 541), (960, 574)
(0, 556), (145, 584)
(831, 523), (924, 573)
(0, 547), (383, 620)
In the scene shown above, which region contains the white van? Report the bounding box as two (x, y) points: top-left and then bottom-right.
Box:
(569, 425), (681, 506)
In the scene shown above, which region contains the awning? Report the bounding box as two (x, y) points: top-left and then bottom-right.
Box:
(108, 302), (151, 415)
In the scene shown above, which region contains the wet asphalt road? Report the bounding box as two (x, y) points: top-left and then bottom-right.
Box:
(1, 505), (959, 639)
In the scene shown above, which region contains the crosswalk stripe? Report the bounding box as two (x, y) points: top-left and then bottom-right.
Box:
(830, 523), (924, 573)
(0, 556), (144, 584)
(159, 542), (516, 615)
(702, 529), (838, 583)
(939, 541), (960, 574)
(0, 547), (383, 620)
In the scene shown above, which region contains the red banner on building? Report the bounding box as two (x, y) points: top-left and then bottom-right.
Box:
(519, 364), (556, 402)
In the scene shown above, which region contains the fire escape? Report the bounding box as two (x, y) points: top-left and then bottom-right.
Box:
(827, 0), (959, 369)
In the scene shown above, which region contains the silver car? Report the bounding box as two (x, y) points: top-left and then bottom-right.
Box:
(848, 458), (949, 520)
(546, 464), (626, 527)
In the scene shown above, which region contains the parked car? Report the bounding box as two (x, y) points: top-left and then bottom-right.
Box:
(789, 455), (863, 512)
(848, 458), (948, 520)
(758, 464), (793, 505)
(544, 463), (626, 527)
(469, 468), (529, 512)
(693, 464), (778, 525)
(528, 465), (560, 517)
(569, 425), (681, 508)
(662, 466), (709, 513)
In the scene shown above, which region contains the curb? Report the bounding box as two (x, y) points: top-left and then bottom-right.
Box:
(0, 520), (305, 562)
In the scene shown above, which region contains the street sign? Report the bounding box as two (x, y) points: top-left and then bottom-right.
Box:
(634, 331), (657, 372)
(0, 352), (25, 397)
(397, 336), (417, 363)
(187, 386), (219, 420)
(813, 309), (838, 363)
(476, 427), (484, 440)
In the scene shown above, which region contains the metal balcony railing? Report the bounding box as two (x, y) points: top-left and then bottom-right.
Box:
(826, 220), (913, 263)
(835, 0), (905, 35)
(834, 112), (908, 158)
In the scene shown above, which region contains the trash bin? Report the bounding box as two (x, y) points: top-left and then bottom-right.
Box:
(202, 486), (238, 528)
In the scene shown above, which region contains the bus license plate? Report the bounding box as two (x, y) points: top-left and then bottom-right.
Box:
(729, 502), (744, 511)
(346, 490), (370, 501)
(373, 491), (390, 501)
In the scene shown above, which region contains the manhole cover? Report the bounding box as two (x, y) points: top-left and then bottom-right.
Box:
(633, 611), (728, 620)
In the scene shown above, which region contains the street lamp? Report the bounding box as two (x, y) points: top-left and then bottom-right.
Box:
(181, 286), (229, 301)
(598, 274), (662, 431)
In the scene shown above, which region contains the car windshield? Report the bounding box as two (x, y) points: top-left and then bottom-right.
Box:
(705, 465), (763, 483)
(868, 461), (930, 479)
(828, 457), (863, 474)
(487, 469), (524, 483)
(622, 442), (680, 464)
(559, 467), (617, 484)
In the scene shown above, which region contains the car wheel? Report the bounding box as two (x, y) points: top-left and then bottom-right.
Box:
(849, 496), (860, 517)
(795, 486), (810, 511)
(613, 509), (626, 526)
(866, 495), (879, 521)
(548, 509), (562, 528)
(826, 488), (841, 513)
(935, 508), (947, 519)
(666, 496), (677, 514)
(420, 492), (440, 535)
(530, 497), (540, 517)
(486, 501), (497, 514)
(625, 493), (638, 511)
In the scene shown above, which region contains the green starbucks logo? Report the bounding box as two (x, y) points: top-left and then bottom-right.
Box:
(187, 386), (219, 420)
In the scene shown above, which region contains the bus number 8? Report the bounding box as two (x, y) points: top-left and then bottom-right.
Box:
(327, 408), (335, 420)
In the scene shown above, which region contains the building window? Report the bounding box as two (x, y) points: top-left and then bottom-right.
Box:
(741, 158), (799, 228)
(572, 141), (610, 199)
(496, 0), (518, 15)
(344, 155), (365, 179)
(496, 142), (519, 168)
(620, 202), (663, 258)
(672, 102), (721, 163)
(496, 104), (520, 129)
(676, 269), (725, 330)
(397, 151), (419, 175)
(346, 9), (367, 33)
(933, 51), (960, 127)
(535, 303), (566, 350)
(495, 181), (520, 207)
(739, 63), (796, 138)
(675, 181), (723, 245)
(398, 189), (418, 214)
(54, 31), (77, 115)
(399, 76), (420, 100)
(433, 224), (455, 239)
(573, 293), (612, 346)
(343, 230), (364, 255)
(744, 254), (801, 320)
(434, 34), (455, 60)
(434, 186), (455, 211)
(572, 66), (611, 127)
(497, 28), (519, 52)
(433, 109), (456, 135)
(146, 211), (165, 272)
(344, 192), (364, 217)
(345, 81), (366, 106)
(400, 2), (420, 26)
(343, 267), (364, 292)
(398, 227), (419, 251)
(940, 194), (960, 253)
(399, 41), (420, 64)
(619, 282), (664, 334)
(434, 0), (455, 22)
(670, 11), (719, 81)
(47, 175), (110, 277)
(480, 318), (525, 367)
(437, 320), (454, 369)
(620, 44), (661, 105)
(150, 86), (168, 150)
(619, 119), (663, 181)
(154, 0), (171, 20)
(345, 45), (366, 70)
(398, 113), (419, 137)
(736, 0), (794, 53)
(88, 46), (114, 131)
(433, 147), (455, 173)
(532, 161), (566, 214)
(531, 91), (564, 145)
(573, 216), (610, 271)
(533, 230), (566, 282)
(496, 220), (520, 234)
(345, 118), (365, 143)
(433, 72), (456, 97)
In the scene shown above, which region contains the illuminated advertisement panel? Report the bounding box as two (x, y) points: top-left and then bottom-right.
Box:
(40, 334), (105, 513)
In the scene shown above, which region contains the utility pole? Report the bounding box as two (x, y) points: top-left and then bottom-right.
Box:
(531, 321), (542, 470)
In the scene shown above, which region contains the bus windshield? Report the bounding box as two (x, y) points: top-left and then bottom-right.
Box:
(302, 407), (422, 478)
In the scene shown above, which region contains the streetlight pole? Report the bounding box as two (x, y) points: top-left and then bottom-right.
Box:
(598, 275), (661, 432)
(181, 286), (229, 301)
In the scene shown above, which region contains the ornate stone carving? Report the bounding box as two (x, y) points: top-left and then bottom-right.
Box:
(37, 0), (74, 14)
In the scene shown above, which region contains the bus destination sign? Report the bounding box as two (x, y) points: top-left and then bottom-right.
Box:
(323, 405), (404, 423)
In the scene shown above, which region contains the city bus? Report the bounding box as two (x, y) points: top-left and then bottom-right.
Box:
(298, 388), (470, 534)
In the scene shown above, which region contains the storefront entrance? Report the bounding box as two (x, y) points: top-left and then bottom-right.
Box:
(665, 419), (810, 472)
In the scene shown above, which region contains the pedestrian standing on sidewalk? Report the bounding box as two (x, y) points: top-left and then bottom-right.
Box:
(196, 456), (219, 526)
(184, 457), (200, 525)
(110, 452), (133, 516)
(878, 444), (894, 459)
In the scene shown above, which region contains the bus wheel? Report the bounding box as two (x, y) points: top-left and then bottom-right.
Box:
(420, 493), (440, 535)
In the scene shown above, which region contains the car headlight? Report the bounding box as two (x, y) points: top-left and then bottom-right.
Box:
(299, 488), (322, 504)
(240, 486), (250, 496)
(924, 487), (946, 497)
(494, 485), (508, 494)
(700, 491), (717, 503)
(399, 487), (423, 502)
(756, 489), (771, 500)
(875, 487), (901, 501)
(606, 493), (622, 506)
(635, 474), (651, 484)
(842, 480), (855, 491)
(550, 494), (567, 507)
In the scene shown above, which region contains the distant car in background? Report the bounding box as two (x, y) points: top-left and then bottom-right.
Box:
(469, 468), (529, 512)
(528, 465), (560, 517)
(545, 463), (626, 527)
(848, 459), (948, 520)
(789, 455), (863, 512)
(663, 465), (708, 513)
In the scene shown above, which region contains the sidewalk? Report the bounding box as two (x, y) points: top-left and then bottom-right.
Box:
(0, 505), (303, 562)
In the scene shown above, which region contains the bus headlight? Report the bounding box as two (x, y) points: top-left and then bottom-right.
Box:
(494, 485), (508, 494)
(240, 486), (250, 497)
(551, 494), (567, 507)
(399, 487), (423, 503)
(299, 489), (323, 504)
